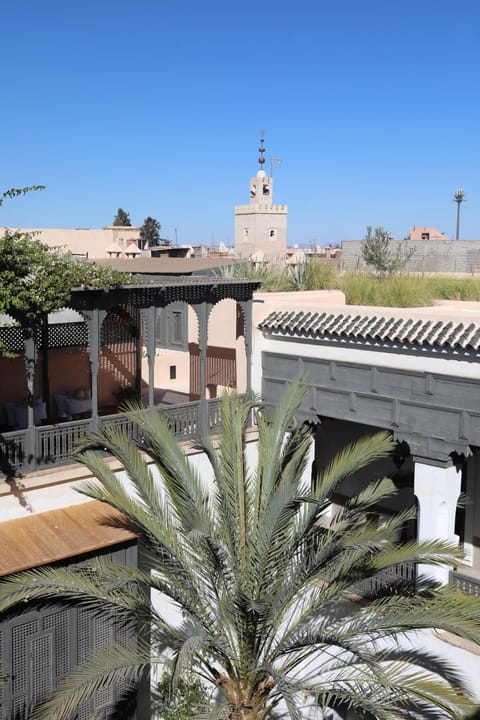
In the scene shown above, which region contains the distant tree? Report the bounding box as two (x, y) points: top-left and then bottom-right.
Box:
(139, 216), (161, 248)
(361, 225), (415, 276)
(112, 208), (131, 226)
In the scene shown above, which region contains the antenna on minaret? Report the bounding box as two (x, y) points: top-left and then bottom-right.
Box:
(258, 130), (266, 169)
(270, 158), (282, 177)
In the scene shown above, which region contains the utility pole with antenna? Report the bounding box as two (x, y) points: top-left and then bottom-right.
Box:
(453, 186), (465, 240)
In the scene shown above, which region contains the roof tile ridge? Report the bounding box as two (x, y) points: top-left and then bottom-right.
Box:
(468, 325), (480, 350)
(355, 314), (379, 337)
(457, 322), (477, 349)
(414, 317), (437, 345)
(396, 317), (416, 342)
(435, 320), (455, 347)
(368, 315), (390, 338)
(260, 309), (284, 329)
(423, 319), (444, 346)
(321, 312), (343, 334)
(301, 311), (321, 334)
(340, 313), (364, 335)
(444, 321), (465, 349)
(379, 315), (403, 341)
(296, 310), (314, 333)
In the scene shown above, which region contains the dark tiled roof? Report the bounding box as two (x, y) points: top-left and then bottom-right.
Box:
(258, 310), (480, 351)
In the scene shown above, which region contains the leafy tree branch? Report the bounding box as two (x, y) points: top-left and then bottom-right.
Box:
(0, 229), (129, 323)
(361, 226), (415, 276)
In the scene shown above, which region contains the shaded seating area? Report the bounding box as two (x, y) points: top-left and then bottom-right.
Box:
(0, 276), (260, 476)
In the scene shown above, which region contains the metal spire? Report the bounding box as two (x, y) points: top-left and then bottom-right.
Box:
(258, 130), (265, 168)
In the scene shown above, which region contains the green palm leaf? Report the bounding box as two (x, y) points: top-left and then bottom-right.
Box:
(1, 383), (479, 719)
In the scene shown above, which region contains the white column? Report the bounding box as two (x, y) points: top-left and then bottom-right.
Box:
(464, 452), (479, 566)
(414, 461), (461, 585)
(301, 435), (316, 489)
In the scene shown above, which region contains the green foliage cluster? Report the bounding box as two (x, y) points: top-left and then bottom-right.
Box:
(153, 666), (213, 720)
(139, 216), (161, 248)
(112, 208), (131, 226)
(341, 274), (480, 307)
(0, 185), (45, 207)
(221, 257), (480, 307)
(1, 388), (480, 718)
(361, 226), (415, 276)
(218, 261), (298, 291)
(300, 257), (338, 290)
(0, 229), (130, 322)
(217, 256), (337, 293)
(340, 272), (432, 307)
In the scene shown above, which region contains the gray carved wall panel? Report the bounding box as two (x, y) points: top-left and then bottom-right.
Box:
(263, 351), (480, 462)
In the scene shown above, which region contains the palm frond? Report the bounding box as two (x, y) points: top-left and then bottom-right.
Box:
(32, 641), (151, 720)
(5, 387), (480, 720)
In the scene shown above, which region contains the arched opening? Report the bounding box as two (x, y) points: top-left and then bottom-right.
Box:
(99, 305), (141, 411)
(140, 301), (192, 407)
(200, 298), (247, 399)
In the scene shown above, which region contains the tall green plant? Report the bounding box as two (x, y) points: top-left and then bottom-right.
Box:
(0, 389), (479, 719)
(361, 226), (415, 276)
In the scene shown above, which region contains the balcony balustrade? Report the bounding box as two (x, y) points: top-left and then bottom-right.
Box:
(449, 569), (480, 597)
(0, 398), (226, 476)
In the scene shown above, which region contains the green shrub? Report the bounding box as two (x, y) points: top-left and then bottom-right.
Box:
(426, 277), (480, 301)
(339, 272), (378, 305)
(301, 258), (339, 290)
(379, 274), (433, 307)
(219, 259), (480, 307)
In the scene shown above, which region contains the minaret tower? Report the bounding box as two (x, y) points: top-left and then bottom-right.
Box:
(234, 132), (287, 261)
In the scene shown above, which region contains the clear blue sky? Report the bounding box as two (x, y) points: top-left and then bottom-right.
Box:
(2, 0), (479, 245)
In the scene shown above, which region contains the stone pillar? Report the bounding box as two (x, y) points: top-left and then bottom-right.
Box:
(83, 309), (106, 427)
(464, 451), (480, 567)
(142, 306), (156, 410)
(22, 323), (38, 471)
(240, 299), (253, 396)
(414, 460), (461, 585)
(194, 302), (211, 436)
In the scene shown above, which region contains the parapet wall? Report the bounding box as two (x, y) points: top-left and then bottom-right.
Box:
(342, 239), (480, 273)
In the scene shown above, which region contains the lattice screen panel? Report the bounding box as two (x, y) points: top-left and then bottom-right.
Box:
(44, 610), (70, 679)
(29, 632), (54, 707)
(0, 542), (138, 720)
(0, 322), (88, 354)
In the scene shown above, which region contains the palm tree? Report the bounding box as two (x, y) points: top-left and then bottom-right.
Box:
(1, 386), (480, 720)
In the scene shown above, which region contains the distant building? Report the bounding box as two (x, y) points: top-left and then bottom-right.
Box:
(409, 226), (448, 241)
(234, 134), (287, 261)
(7, 225), (142, 259)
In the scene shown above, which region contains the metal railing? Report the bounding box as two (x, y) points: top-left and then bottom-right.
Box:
(37, 418), (91, 466)
(0, 397), (229, 477)
(449, 569), (480, 597)
(0, 428), (27, 473)
(353, 562), (417, 597)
